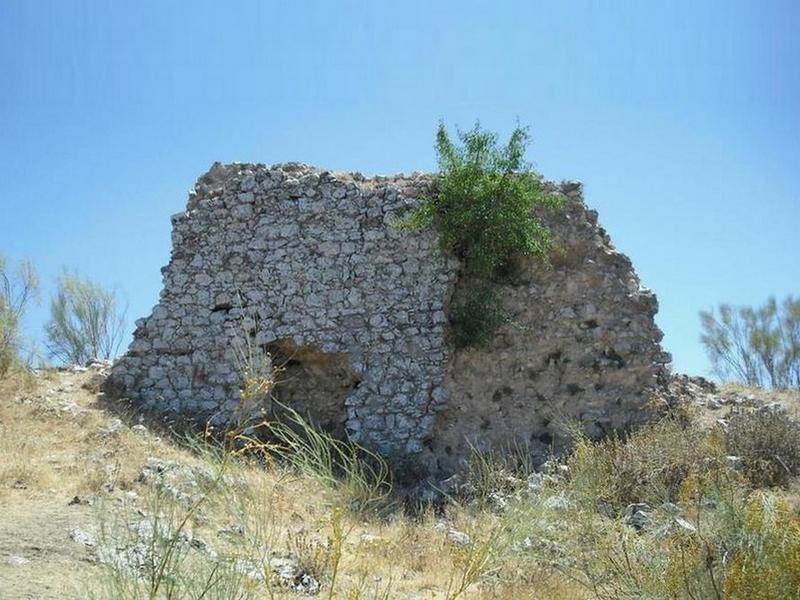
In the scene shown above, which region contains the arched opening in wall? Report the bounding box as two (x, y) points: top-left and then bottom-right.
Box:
(265, 337), (360, 440)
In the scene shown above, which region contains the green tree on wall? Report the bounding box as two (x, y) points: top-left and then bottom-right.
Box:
(398, 122), (563, 347)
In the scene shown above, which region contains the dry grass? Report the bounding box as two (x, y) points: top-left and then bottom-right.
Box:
(725, 407), (800, 487)
(0, 368), (583, 598)
(1, 369), (164, 499)
(720, 383), (800, 410)
(2, 368), (799, 599)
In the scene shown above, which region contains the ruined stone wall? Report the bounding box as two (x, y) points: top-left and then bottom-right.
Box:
(432, 185), (671, 472)
(109, 162), (670, 475)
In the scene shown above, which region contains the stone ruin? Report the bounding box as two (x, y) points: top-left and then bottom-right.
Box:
(107, 162), (671, 476)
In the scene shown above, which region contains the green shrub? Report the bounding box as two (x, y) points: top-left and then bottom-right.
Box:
(567, 418), (723, 510)
(448, 282), (507, 348)
(397, 122), (563, 347)
(0, 256), (38, 375)
(45, 271), (126, 365)
(700, 295), (800, 389)
(510, 428), (794, 600)
(725, 407), (800, 487)
(722, 492), (800, 599)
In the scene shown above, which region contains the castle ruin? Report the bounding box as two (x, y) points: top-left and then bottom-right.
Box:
(108, 162), (671, 476)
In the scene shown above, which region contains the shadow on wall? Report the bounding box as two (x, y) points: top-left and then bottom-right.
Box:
(266, 337), (361, 440)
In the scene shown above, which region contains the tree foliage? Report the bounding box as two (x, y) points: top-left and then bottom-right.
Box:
(45, 272), (126, 365)
(402, 122), (563, 277)
(398, 122), (563, 347)
(0, 255), (39, 375)
(700, 295), (800, 388)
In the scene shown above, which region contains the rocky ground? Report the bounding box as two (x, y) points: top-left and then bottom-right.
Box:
(0, 366), (514, 599)
(0, 367), (798, 599)
(660, 372), (800, 424)
(0, 366), (358, 598)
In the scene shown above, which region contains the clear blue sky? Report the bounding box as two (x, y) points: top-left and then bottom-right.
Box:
(2, 0), (798, 377)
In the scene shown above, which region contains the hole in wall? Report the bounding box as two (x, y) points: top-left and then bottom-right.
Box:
(566, 383), (584, 396)
(265, 337), (360, 440)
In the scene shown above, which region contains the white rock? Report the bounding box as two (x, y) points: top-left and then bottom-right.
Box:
(69, 528), (95, 548)
(447, 530), (471, 546)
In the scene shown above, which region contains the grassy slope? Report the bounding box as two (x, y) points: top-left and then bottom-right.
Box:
(0, 369), (583, 599)
(1, 368), (799, 599)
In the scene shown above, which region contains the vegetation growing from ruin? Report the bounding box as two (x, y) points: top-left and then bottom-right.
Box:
(397, 122), (564, 347)
(448, 281), (508, 348)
